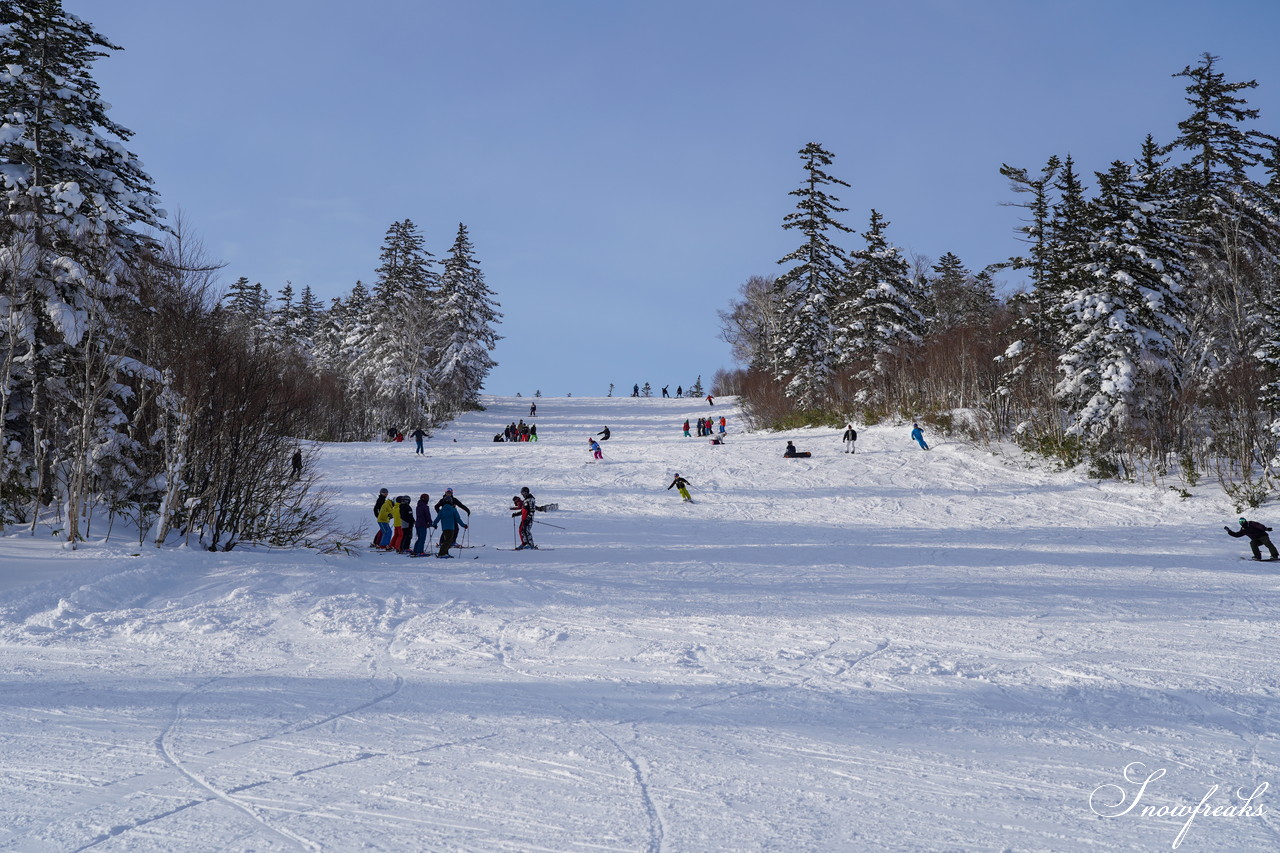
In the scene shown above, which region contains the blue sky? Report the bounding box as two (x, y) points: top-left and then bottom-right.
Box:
(79, 0), (1280, 397)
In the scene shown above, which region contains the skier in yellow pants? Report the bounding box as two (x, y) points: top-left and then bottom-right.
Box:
(668, 473), (692, 503)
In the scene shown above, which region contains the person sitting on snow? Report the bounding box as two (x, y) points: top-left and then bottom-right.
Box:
(783, 441), (811, 459)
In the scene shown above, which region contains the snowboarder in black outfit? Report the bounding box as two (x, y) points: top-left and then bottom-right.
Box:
(1226, 517), (1279, 560)
(291, 448), (303, 477)
(530, 402), (537, 417)
(411, 427), (427, 454)
(597, 426), (611, 440)
(662, 386), (669, 398)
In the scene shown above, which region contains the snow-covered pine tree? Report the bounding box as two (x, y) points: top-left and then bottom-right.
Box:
(995, 157), (1063, 380)
(925, 252), (995, 333)
(642, 382), (652, 397)
(272, 281), (299, 347)
(296, 285), (324, 343)
(0, 0), (166, 538)
(1056, 157), (1187, 470)
(1166, 53), (1280, 376)
(839, 209), (925, 390)
(1047, 156), (1094, 327)
(1170, 53), (1277, 219)
(338, 280), (374, 370)
(432, 223), (502, 412)
(353, 220), (438, 430)
(689, 375), (704, 397)
(1259, 298), (1280, 443)
(771, 142), (853, 408)
(223, 276), (269, 321)
(1263, 143), (1280, 444)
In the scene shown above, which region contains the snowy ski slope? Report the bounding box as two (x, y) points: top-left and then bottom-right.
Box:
(1, 394), (1277, 851)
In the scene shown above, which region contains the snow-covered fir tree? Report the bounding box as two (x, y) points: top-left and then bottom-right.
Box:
(1046, 156), (1094, 330)
(296, 285), (324, 343)
(925, 252), (995, 333)
(1169, 53), (1277, 218)
(1166, 53), (1280, 376)
(994, 155), (1070, 408)
(272, 281), (299, 346)
(771, 142), (853, 408)
(432, 223), (502, 411)
(354, 220), (438, 430)
(839, 209), (925, 386)
(0, 0), (166, 538)
(1056, 158), (1188, 463)
(1259, 299), (1280, 441)
(223, 276), (269, 323)
(1263, 142), (1280, 442)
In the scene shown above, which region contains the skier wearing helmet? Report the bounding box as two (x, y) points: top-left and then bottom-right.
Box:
(667, 473), (692, 502)
(434, 488), (471, 516)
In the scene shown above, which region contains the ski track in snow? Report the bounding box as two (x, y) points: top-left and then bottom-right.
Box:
(3, 394), (1280, 851)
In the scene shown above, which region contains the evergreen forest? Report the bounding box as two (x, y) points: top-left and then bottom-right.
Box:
(0, 3), (501, 548)
(719, 53), (1280, 507)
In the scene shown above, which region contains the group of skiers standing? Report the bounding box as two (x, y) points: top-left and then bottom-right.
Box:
(496, 420), (537, 442)
(630, 385), (706, 399)
(372, 488), (470, 558)
(684, 417), (726, 438)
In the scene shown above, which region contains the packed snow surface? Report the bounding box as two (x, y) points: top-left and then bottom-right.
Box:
(2, 395), (1278, 852)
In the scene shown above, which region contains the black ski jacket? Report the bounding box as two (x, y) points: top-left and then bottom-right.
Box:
(1228, 521), (1273, 542)
(435, 495), (471, 515)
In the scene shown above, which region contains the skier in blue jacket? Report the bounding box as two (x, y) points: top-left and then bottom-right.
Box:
(911, 423), (929, 450)
(435, 498), (468, 558)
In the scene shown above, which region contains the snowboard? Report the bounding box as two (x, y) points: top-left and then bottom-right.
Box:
(497, 547), (554, 551)
(1241, 556), (1280, 562)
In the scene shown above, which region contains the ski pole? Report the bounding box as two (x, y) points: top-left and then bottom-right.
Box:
(533, 519), (566, 530)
